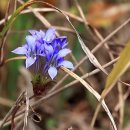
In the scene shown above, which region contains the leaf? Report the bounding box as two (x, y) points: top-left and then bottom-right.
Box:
(103, 40), (130, 96)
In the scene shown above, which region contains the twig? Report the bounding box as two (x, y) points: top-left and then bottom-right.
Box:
(23, 89), (29, 130)
(114, 87), (130, 112)
(17, 0), (51, 28)
(74, 0), (114, 61)
(0, 8), (83, 26)
(0, 97), (14, 107)
(57, 57), (118, 90)
(74, 0), (89, 31)
(0, 91), (25, 128)
(11, 105), (20, 130)
(92, 17), (130, 53)
(118, 82), (124, 130)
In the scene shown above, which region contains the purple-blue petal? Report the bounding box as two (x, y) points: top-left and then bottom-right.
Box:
(44, 43), (53, 54)
(26, 57), (36, 68)
(57, 48), (71, 58)
(57, 57), (64, 64)
(58, 60), (74, 69)
(46, 53), (52, 62)
(25, 35), (36, 49)
(44, 28), (56, 43)
(12, 46), (26, 55)
(48, 66), (57, 79)
(29, 30), (37, 35)
(58, 36), (67, 48)
(39, 30), (45, 37)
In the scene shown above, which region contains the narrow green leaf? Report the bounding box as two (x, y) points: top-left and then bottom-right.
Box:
(104, 40), (130, 95)
(0, 0), (34, 37)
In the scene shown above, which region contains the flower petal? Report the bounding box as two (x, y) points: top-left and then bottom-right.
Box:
(58, 60), (74, 69)
(44, 43), (53, 54)
(39, 30), (45, 37)
(12, 46), (26, 54)
(44, 28), (56, 43)
(25, 35), (36, 49)
(29, 30), (37, 35)
(48, 66), (57, 79)
(57, 57), (64, 64)
(29, 30), (45, 41)
(59, 36), (67, 48)
(26, 57), (36, 68)
(57, 49), (71, 58)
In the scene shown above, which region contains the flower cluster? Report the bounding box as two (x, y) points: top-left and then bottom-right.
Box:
(12, 28), (74, 80)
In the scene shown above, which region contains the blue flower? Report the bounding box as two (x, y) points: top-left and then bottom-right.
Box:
(12, 35), (38, 68)
(12, 28), (74, 80)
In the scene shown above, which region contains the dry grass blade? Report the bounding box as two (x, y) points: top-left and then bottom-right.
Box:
(0, 8), (83, 26)
(23, 89), (29, 130)
(0, 92), (25, 128)
(18, 0), (51, 28)
(5, 56), (26, 63)
(0, 97), (14, 107)
(60, 12), (108, 74)
(0, 61), (118, 128)
(61, 66), (117, 130)
(115, 87), (130, 112)
(118, 82), (124, 130)
(0, 0), (12, 66)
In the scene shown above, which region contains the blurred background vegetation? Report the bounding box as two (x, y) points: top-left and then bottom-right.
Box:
(0, 0), (130, 130)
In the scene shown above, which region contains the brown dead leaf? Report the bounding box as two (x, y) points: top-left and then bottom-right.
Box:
(87, 1), (130, 27)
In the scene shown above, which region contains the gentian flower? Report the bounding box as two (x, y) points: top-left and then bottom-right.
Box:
(12, 35), (37, 68)
(12, 28), (74, 80)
